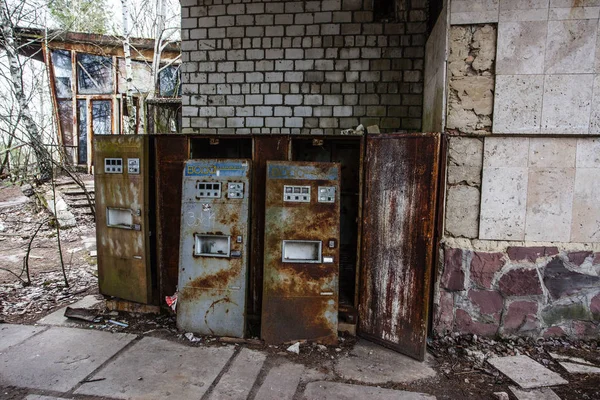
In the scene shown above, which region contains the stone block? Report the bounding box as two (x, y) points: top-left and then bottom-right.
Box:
(448, 137), (484, 168)
(493, 75), (543, 134)
(484, 137), (529, 168)
(480, 167), (528, 240)
(576, 138), (600, 167)
(571, 167), (600, 242)
(499, 268), (543, 297)
(543, 326), (566, 338)
(541, 74), (593, 135)
(529, 138), (577, 167)
(545, 19), (598, 74)
(447, 76), (494, 134)
(504, 301), (539, 332)
(548, 6), (600, 21)
(572, 320), (599, 337)
(470, 252), (505, 289)
(455, 309), (499, 336)
(507, 246), (559, 262)
(496, 21), (547, 75)
(591, 293), (600, 319)
(567, 251), (593, 266)
(445, 185), (480, 238)
(525, 167), (575, 242)
(469, 289), (503, 316)
(543, 257), (600, 300)
(441, 248), (465, 291)
(435, 290), (455, 333)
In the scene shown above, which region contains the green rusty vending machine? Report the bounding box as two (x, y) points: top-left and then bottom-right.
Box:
(177, 159), (252, 337)
(261, 161), (341, 345)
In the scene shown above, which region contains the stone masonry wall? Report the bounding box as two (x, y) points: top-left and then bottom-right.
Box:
(435, 244), (600, 339)
(436, 1), (600, 340)
(180, 0), (428, 135)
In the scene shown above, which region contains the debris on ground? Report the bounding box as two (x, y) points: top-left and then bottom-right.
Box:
(287, 342), (300, 354)
(185, 332), (201, 342)
(64, 306), (98, 322)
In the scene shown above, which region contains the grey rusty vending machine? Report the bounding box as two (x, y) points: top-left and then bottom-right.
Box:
(177, 159), (251, 337)
(261, 161), (341, 345)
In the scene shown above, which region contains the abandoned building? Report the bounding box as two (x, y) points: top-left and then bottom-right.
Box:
(15, 28), (182, 171)
(39, 0), (600, 361)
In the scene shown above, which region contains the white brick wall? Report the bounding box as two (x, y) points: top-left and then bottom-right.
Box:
(181, 0), (427, 134)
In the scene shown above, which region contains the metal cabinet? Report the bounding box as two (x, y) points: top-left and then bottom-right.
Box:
(94, 135), (153, 304)
(261, 161), (341, 345)
(177, 159), (252, 337)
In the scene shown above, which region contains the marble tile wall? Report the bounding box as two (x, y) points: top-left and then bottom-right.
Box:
(450, 0), (600, 136)
(480, 137), (600, 242)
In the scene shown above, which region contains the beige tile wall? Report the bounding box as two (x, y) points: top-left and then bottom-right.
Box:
(480, 137), (600, 242)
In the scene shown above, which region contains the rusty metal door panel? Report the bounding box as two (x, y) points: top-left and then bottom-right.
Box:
(261, 161), (341, 345)
(177, 159), (251, 338)
(359, 133), (441, 361)
(154, 135), (188, 301)
(249, 136), (290, 318)
(94, 135), (151, 304)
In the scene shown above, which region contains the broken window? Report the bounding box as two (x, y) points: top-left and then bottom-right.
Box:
(58, 100), (73, 146)
(77, 100), (87, 164)
(158, 65), (181, 97)
(77, 54), (113, 94)
(92, 100), (112, 135)
(117, 59), (153, 94)
(51, 50), (72, 98)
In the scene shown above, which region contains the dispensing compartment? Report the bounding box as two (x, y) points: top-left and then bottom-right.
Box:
(194, 234), (231, 258)
(106, 207), (134, 229)
(282, 240), (322, 263)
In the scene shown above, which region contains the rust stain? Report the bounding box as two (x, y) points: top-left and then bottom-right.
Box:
(261, 161), (340, 345)
(204, 297), (237, 335)
(358, 133), (440, 361)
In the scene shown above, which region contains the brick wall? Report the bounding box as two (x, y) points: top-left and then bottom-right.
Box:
(180, 0), (428, 135)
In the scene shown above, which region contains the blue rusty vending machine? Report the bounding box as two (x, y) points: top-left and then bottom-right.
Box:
(177, 159), (251, 337)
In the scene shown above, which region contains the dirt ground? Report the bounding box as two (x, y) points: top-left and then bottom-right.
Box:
(1, 180), (599, 400)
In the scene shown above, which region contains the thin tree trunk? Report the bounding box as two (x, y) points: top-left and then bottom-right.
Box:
(0, 2), (52, 182)
(151, 0), (166, 97)
(120, 0), (136, 135)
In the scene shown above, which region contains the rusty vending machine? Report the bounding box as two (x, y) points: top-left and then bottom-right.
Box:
(261, 161), (341, 344)
(177, 159), (251, 337)
(94, 135), (154, 305)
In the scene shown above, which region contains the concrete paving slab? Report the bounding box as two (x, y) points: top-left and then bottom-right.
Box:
(509, 386), (561, 400)
(335, 340), (436, 384)
(0, 324), (46, 352)
(559, 362), (600, 374)
(25, 396), (71, 400)
(488, 355), (568, 389)
(254, 361), (304, 400)
(209, 348), (266, 400)
(37, 295), (103, 327)
(0, 327), (135, 392)
(548, 352), (595, 366)
(75, 337), (235, 400)
(303, 381), (437, 400)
